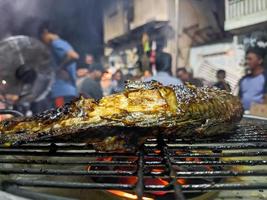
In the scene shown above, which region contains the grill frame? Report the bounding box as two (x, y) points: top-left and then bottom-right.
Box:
(0, 118), (267, 200)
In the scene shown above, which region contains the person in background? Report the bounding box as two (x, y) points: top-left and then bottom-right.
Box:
(76, 54), (95, 94)
(213, 69), (231, 92)
(145, 50), (182, 86)
(38, 22), (79, 108)
(101, 70), (113, 96)
(239, 45), (267, 110)
(79, 63), (104, 99)
(111, 70), (125, 94)
(141, 70), (152, 81)
(85, 54), (94, 66)
(76, 66), (89, 92)
(176, 68), (203, 87)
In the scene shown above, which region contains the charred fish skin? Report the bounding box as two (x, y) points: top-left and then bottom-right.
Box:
(0, 81), (243, 149)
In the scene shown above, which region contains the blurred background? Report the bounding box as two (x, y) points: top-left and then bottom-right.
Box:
(0, 0), (267, 118)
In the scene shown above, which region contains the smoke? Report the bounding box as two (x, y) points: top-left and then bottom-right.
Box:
(0, 0), (50, 39)
(0, 0), (104, 59)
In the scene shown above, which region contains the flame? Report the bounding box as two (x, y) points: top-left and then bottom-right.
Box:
(154, 150), (161, 154)
(146, 178), (169, 186)
(118, 177), (137, 185)
(177, 178), (186, 185)
(107, 190), (154, 200)
(175, 150), (184, 155)
(144, 178), (169, 196)
(87, 154), (203, 199)
(151, 168), (164, 173)
(186, 157), (201, 162)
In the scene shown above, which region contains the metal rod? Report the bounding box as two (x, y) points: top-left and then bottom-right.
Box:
(180, 183), (267, 192)
(1, 143), (140, 149)
(144, 183), (267, 192)
(171, 160), (267, 166)
(3, 180), (134, 190)
(171, 151), (267, 158)
(176, 170), (267, 178)
(172, 138), (267, 143)
(0, 158), (135, 165)
(3, 166), (266, 179)
(167, 143), (267, 150)
(157, 134), (185, 200)
(136, 150), (144, 200)
(0, 168), (136, 176)
(0, 150), (136, 157)
(163, 146), (185, 200)
(10, 179), (266, 192)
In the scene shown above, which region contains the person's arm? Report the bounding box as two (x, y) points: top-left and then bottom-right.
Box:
(58, 50), (79, 70)
(52, 40), (79, 85)
(52, 40), (79, 70)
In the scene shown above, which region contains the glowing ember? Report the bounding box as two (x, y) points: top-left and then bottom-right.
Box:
(177, 178), (186, 185)
(108, 190), (154, 200)
(154, 150), (161, 154)
(144, 178), (169, 196)
(118, 177), (137, 185)
(87, 152), (211, 199)
(151, 168), (164, 174)
(107, 177), (187, 199)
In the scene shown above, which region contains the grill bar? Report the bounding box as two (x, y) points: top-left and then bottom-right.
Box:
(171, 160), (267, 166)
(4, 179), (267, 192)
(171, 151), (267, 158)
(0, 123), (267, 200)
(167, 143), (267, 150)
(3, 180), (135, 190)
(136, 150), (144, 200)
(171, 137), (267, 143)
(163, 146), (185, 200)
(1, 143), (266, 154)
(1, 168), (267, 178)
(0, 150), (136, 157)
(0, 168), (136, 176)
(0, 158), (135, 165)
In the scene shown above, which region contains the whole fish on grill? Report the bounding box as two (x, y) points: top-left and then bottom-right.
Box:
(0, 81), (243, 151)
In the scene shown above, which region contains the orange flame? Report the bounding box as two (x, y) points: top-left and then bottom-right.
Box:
(87, 155), (190, 198)
(177, 178), (186, 185)
(107, 190), (154, 200)
(144, 178), (169, 196)
(154, 150), (161, 154)
(151, 168), (164, 173)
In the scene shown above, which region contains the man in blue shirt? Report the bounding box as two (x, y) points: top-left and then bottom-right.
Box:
(38, 22), (79, 107)
(239, 46), (267, 110)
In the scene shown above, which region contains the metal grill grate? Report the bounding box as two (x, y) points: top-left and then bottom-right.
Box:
(0, 122), (267, 200)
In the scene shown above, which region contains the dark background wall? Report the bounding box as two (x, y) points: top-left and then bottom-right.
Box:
(0, 0), (104, 62)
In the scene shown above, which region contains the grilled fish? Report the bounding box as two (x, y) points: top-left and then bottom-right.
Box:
(0, 81), (243, 151)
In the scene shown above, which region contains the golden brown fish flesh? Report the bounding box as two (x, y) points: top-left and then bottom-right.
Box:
(0, 81), (243, 151)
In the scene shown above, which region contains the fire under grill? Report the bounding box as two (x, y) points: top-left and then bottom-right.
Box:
(0, 121), (267, 200)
